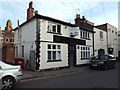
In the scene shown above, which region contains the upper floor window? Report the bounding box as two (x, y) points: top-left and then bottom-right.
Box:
(6, 38), (9, 43)
(100, 31), (103, 39)
(10, 38), (14, 43)
(47, 23), (61, 34)
(10, 38), (12, 43)
(80, 30), (90, 40)
(0, 39), (3, 42)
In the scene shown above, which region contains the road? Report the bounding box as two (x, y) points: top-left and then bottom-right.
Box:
(13, 65), (118, 89)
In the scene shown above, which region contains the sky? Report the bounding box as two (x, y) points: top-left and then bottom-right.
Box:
(0, 0), (119, 30)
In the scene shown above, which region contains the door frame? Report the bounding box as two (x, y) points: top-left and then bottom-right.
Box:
(68, 44), (76, 67)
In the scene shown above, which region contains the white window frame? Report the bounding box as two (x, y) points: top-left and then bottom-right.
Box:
(80, 46), (90, 60)
(47, 22), (61, 34)
(47, 44), (61, 62)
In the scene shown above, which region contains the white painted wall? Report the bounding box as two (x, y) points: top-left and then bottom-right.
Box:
(118, 31), (120, 51)
(14, 19), (36, 67)
(107, 23), (118, 57)
(39, 19), (93, 69)
(94, 27), (107, 56)
(39, 42), (68, 70)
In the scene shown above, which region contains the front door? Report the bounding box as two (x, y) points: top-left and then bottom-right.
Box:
(29, 50), (36, 71)
(68, 44), (76, 67)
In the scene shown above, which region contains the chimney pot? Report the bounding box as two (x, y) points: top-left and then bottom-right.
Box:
(76, 14), (80, 18)
(29, 1), (33, 8)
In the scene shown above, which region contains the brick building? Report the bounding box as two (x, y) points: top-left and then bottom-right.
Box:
(0, 20), (15, 63)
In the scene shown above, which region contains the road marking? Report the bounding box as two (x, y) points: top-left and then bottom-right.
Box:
(21, 69), (86, 82)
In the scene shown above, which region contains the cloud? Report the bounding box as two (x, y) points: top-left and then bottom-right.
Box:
(0, 0), (118, 30)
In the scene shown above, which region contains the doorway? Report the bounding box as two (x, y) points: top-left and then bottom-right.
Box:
(98, 49), (105, 56)
(68, 44), (76, 67)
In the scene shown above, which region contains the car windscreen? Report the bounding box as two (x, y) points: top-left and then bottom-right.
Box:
(100, 55), (108, 60)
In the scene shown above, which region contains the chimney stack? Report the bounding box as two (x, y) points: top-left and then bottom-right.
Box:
(75, 13), (81, 26)
(27, 1), (34, 20)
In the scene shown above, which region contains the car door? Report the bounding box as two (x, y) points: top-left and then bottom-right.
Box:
(0, 65), (3, 90)
(0, 65), (3, 79)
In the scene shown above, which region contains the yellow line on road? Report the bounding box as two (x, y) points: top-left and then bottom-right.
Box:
(21, 69), (86, 82)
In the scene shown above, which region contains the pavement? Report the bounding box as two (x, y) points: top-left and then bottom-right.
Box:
(22, 64), (90, 80)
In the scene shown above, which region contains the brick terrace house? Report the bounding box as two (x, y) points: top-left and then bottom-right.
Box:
(0, 20), (15, 64)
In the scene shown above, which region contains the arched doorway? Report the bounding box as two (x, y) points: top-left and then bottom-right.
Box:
(98, 49), (105, 56)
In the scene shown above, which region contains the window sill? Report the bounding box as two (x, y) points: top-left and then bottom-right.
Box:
(47, 31), (62, 35)
(81, 58), (90, 60)
(80, 37), (91, 40)
(47, 59), (62, 62)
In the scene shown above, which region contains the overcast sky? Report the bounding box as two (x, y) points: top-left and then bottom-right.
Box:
(0, 0), (119, 30)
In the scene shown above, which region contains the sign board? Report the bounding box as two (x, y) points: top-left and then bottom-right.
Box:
(70, 27), (79, 37)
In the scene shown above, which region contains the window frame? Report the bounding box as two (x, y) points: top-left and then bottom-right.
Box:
(47, 23), (61, 34)
(47, 44), (62, 62)
(15, 46), (18, 58)
(10, 38), (13, 43)
(80, 30), (91, 40)
(80, 46), (91, 60)
(100, 31), (104, 39)
(5, 37), (9, 43)
(22, 45), (24, 58)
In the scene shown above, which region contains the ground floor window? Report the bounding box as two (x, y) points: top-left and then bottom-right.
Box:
(15, 46), (18, 58)
(47, 44), (61, 62)
(80, 46), (90, 60)
(22, 45), (24, 58)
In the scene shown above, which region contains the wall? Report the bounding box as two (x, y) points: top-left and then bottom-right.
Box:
(39, 19), (93, 69)
(39, 42), (68, 70)
(107, 23), (118, 57)
(39, 19), (69, 69)
(94, 27), (107, 56)
(14, 18), (36, 67)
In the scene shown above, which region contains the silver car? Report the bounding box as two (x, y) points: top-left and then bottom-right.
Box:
(0, 60), (22, 89)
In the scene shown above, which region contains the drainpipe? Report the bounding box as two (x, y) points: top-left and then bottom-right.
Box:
(93, 32), (95, 57)
(35, 13), (40, 70)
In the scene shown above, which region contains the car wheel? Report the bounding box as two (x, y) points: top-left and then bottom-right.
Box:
(104, 65), (108, 70)
(2, 77), (15, 90)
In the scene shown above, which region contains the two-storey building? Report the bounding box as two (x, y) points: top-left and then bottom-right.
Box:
(14, 1), (95, 70)
(94, 26), (107, 56)
(97, 23), (118, 59)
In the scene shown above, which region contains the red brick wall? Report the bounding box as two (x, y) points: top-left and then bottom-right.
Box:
(2, 44), (15, 64)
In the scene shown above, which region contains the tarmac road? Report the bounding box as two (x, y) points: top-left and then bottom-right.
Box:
(13, 65), (118, 89)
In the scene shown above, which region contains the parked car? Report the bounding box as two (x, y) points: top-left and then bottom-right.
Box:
(0, 60), (22, 90)
(90, 54), (116, 70)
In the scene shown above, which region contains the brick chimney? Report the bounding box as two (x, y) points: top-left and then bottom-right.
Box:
(27, 1), (34, 20)
(74, 14), (81, 26)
